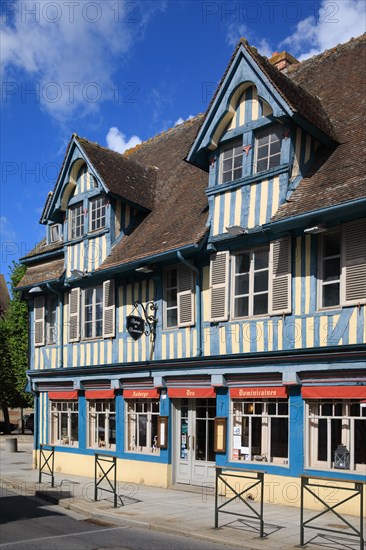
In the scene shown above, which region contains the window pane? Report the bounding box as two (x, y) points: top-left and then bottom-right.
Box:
(235, 274), (249, 295)
(109, 416), (116, 445)
(167, 309), (177, 327)
(318, 418), (327, 461)
(254, 271), (268, 293)
(222, 172), (232, 184)
(323, 283), (340, 307)
(253, 293), (268, 315)
(268, 153), (281, 169)
(234, 155), (242, 168)
(167, 270), (177, 288)
(254, 249), (269, 270)
(95, 320), (103, 337)
(71, 414), (78, 442)
(324, 233), (340, 257)
(256, 159), (267, 172)
(257, 146), (268, 159)
(138, 415), (147, 447)
(233, 168), (242, 180)
(323, 258), (340, 281)
(235, 296), (248, 317)
(223, 159), (232, 171)
(268, 402), (276, 415)
(251, 416), (262, 456)
(95, 286), (103, 303)
(236, 253), (250, 274)
(167, 289), (177, 307)
(270, 140), (281, 155)
(271, 417), (288, 458)
(355, 420), (366, 465)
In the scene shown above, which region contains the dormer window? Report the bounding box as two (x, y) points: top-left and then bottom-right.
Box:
(220, 139), (243, 184)
(254, 125), (282, 173)
(90, 196), (106, 232)
(69, 203), (84, 240)
(50, 224), (62, 243)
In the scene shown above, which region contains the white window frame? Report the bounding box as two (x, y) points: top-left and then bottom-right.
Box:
(164, 267), (178, 329)
(318, 228), (342, 310)
(231, 245), (270, 319)
(82, 285), (103, 340)
(87, 400), (116, 449)
(46, 295), (58, 345)
(254, 125), (282, 174)
(50, 223), (62, 243)
(231, 399), (289, 465)
(69, 202), (84, 240)
(305, 400), (366, 473)
(50, 401), (78, 446)
(125, 400), (160, 455)
(89, 195), (107, 232)
(220, 138), (243, 184)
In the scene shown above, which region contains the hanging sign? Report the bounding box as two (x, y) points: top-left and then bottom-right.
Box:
(126, 315), (145, 341)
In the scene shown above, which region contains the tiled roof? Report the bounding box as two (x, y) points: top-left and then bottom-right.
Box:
(272, 34), (366, 221)
(76, 137), (158, 210)
(21, 238), (64, 260)
(98, 116), (208, 270)
(17, 258), (65, 288)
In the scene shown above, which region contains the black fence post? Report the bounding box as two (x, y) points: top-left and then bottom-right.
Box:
(38, 444), (55, 487)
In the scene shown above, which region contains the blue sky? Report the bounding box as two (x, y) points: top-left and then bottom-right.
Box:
(1, 0), (365, 283)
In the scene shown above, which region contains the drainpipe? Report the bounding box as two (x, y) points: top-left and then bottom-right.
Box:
(177, 251), (202, 357)
(46, 283), (64, 369)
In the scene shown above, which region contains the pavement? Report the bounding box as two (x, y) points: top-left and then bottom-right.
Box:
(0, 436), (363, 550)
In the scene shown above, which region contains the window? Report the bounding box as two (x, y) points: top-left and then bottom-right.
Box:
(126, 400), (160, 454)
(50, 224), (61, 243)
(69, 203), (84, 240)
(83, 285), (103, 339)
(88, 400), (116, 449)
(220, 139), (243, 184)
(46, 296), (58, 345)
(306, 400), (366, 472)
(319, 230), (341, 308)
(50, 401), (78, 446)
(90, 196), (106, 232)
(231, 399), (289, 464)
(232, 246), (269, 317)
(163, 265), (195, 329)
(68, 281), (115, 343)
(254, 126), (282, 173)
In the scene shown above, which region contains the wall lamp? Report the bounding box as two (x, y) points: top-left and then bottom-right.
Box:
(135, 265), (154, 274)
(304, 223), (327, 235)
(226, 225), (248, 236)
(29, 286), (43, 294)
(71, 269), (88, 279)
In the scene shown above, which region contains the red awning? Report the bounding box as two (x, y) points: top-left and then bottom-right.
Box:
(168, 388), (216, 398)
(230, 387), (287, 399)
(124, 389), (159, 399)
(85, 389), (115, 399)
(302, 386), (366, 399)
(48, 391), (78, 400)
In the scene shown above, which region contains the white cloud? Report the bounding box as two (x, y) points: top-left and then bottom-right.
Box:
(106, 127), (142, 154)
(1, 0), (165, 120)
(174, 114), (194, 126)
(280, 0), (366, 60)
(226, 23), (274, 58)
(0, 217), (17, 241)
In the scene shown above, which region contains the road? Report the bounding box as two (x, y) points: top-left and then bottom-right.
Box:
(0, 487), (239, 550)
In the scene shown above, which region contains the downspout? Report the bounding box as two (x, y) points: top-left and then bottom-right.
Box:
(177, 251), (202, 356)
(46, 283), (64, 368)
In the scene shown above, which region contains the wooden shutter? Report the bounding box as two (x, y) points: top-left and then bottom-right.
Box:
(103, 280), (115, 338)
(269, 237), (292, 315)
(34, 296), (45, 347)
(209, 251), (229, 321)
(69, 288), (80, 342)
(177, 265), (195, 327)
(342, 219), (366, 305)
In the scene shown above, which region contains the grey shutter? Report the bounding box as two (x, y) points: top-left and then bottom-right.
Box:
(103, 280), (116, 338)
(209, 251), (229, 321)
(69, 288), (80, 342)
(34, 296), (45, 347)
(177, 265), (195, 327)
(343, 219), (366, 305)
(269, 237), (292, 315)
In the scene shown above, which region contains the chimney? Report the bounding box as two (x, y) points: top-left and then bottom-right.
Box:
(269, 51), (299, 73)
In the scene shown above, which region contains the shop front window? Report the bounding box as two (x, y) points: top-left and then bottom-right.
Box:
(88, 400), (116, 449)
(126, 400), (160, 454)
(50, 401), (78, 446)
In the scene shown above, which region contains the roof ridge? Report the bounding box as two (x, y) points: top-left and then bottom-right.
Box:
(287, 33), (366, 75)
(124, 114), (205, 157)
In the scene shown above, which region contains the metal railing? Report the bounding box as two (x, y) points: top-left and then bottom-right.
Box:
(214, 466), (265, 538)
(94, 453), (123, 508)
(39, 444), (55, 487)
(300, 475), (365, 550)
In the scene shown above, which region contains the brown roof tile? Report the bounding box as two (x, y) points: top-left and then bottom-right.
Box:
(76, 137), (157, 210)
(17, 258), (65, 288)
(272, 34), (366, 221)
(98, 116), (208, 270)
(22, 238), (64, 260)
